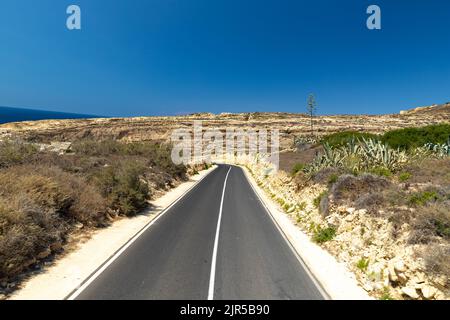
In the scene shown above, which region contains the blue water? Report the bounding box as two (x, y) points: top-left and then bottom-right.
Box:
(0, 106), (99, 124)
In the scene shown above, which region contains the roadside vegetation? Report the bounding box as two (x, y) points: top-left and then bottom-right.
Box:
(244, 123), (450, 300)
(0, 138), (207, 291)
(318, 123), (450, 150)
(287, 124), (450, 299)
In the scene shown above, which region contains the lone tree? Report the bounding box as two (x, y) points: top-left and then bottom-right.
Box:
(307, 93), (317, 137)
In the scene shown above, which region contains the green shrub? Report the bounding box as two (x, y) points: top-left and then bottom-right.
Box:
(298, 201), (307, 211)
(313, 191), (328, 208)
(356, 257), (370, 272)
(93, 161), (149, 216)
(380, 287), (394, 300)
(369, 166), (392, 178)
(321, 131), (379, 148)
(312, 226), (336, 243)
(408, 191), (440, 206)
(398, 172), (412, 182)
(328, 174), (339, 184)
(291, 163), (305, 175)
(381, 124), (450, 150)
(434, 220), (450, 238)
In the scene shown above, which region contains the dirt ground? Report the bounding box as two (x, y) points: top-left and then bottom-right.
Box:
(278, 145), (323, 173)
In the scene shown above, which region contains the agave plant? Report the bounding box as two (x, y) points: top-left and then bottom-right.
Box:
(424, 141), (450, 157)
(359, 137), (409, 171)
(304, 138), (410, 174)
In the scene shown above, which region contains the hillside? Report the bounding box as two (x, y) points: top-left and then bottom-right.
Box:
(0, 104), (449, 151)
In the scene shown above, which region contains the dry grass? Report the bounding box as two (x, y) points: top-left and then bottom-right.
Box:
(0, 138), (191, 286)
(279, 145), (323, 173)
(0, 139), (38, 168)
(0, 165), (108, 225)
(402, 158), (450, 185)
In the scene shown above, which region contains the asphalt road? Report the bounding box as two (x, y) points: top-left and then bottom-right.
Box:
(71, 164), (324, 300)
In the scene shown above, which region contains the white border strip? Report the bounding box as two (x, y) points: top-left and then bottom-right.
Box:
(207, 166), (232, 300)
(65, 166), (218, 300)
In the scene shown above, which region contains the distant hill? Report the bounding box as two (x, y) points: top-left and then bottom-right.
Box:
(400, 102), (450, 116)
(0, 106), (99, 124)
(1, 102), (449, 149)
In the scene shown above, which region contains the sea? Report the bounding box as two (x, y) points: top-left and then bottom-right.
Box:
(0, 106), (99, 124)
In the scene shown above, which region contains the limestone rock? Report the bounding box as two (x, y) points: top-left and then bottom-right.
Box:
(394, 260), (406, 273)
(388, 263), (398, 282)
(346, 207), (356, 214)
(402, 286), (419, 299)
(420, 285), (438, 299)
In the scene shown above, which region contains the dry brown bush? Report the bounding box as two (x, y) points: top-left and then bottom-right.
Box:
(408, 202), (450, 244)
(328, 174), (391, 207)
(0, 185), (69, 281)
(403, 158), (450, 185)
(421, 244), (450, 292)
(0, 165), (108, 226)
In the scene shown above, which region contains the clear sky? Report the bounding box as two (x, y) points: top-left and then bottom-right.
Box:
(0, 0), (449, 116)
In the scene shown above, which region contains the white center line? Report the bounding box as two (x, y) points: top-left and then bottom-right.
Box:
(207, 166), (232, 300)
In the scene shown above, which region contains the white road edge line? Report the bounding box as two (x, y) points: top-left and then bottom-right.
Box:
(241, 166), (330, 300)
(65, 166), (218, 300)
(207, 166), (232, 300)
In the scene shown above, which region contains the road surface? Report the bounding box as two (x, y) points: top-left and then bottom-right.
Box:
(70, 164), (324, 300)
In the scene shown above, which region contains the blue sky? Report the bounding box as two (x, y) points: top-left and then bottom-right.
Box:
(0, 0), (449, 116)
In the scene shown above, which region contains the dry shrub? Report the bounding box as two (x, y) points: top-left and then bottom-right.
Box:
(311, 167), (347, 185)
(31, 152), (106, 175)
(354, 193), (385, 211)
(421, 244), (450, 291)
(293, 171), (310, 191)
(0, 165), (108, 226)
(329, 174), (391, 208)
(0, 193), (69, 281)
(408, 202), (450, 244)
(0, 139), (38, 168)
(0, 164), (110, 282)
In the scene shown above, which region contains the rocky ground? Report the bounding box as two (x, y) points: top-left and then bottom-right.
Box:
(233, 154), (449, 300)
